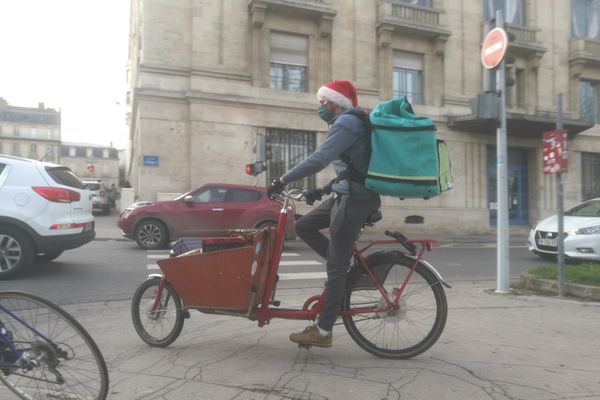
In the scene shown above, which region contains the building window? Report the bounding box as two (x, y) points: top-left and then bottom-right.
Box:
(69, 147), (76, 157)
(484, 0), (524, 25)
(102, 149), (109, 159)
(269, 32), (308, 92)
(582, 152), (600, 200)
(86, 148), (93, 157)
(13, 126), (20, 137)
(393, 50), (423, 104)
(579, 80), (598, 123)
(572, 0), (600, 39)
(12, 143), (20, 156)
(266, 129), (316, 189)
(29, 144), (38, 159)
(46, 145), (54, 158)
(507, 67), (526, 108)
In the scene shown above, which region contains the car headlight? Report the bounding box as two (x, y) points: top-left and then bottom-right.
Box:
(574, 225), (600, 235)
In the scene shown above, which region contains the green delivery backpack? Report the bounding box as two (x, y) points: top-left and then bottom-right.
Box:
(364, 97), (453, 199)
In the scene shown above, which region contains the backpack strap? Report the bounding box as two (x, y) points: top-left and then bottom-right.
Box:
(335, 109), (371, 186)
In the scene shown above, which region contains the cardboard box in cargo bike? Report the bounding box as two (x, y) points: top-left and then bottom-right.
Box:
(156, 230), (272, 314)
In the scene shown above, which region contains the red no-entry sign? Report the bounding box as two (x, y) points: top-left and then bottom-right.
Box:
(481, 27), (508, 69)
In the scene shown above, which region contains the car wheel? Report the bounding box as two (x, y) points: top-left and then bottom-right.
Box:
(0, 227), (35, 279)
(35, 250), (65, 263)
(135, 219), (168, 250)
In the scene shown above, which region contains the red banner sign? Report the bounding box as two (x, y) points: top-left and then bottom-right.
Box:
(542, 129), (567, 175)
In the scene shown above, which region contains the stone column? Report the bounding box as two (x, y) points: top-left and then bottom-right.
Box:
(250, 4), (267, 87)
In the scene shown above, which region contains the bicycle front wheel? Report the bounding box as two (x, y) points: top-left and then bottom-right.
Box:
(131, 277), (184, 347)
(0, 291), (109, 400)
(342, 252), (447, 359)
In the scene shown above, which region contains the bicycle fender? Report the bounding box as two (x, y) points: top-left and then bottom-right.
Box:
(147, 273), (163, 280)
(350, 250), (451, 289)
(403, 253), (452, 289)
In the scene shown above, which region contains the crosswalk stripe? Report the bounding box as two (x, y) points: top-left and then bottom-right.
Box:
(279, 260), (322, 266)
(279, 272), (327, 280)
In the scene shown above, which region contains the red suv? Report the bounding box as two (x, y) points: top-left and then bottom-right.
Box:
(117, 183), (293, 250)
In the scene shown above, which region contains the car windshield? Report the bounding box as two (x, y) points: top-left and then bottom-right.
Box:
(565, 200), (600, 217)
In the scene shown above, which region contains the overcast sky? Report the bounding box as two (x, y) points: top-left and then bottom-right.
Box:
(0, 0), (130, 149)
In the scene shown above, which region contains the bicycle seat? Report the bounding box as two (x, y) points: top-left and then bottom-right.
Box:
(364, 210), (382, 227)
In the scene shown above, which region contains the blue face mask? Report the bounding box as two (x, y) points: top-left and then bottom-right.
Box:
(317, 104), (335, 123)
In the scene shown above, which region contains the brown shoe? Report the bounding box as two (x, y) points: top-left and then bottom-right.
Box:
(289, 325), (332, 348)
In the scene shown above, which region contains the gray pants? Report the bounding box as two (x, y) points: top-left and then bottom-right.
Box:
(295, 191), (381, 331)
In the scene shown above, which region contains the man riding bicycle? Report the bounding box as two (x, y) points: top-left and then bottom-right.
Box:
(267, 79), (381, 348)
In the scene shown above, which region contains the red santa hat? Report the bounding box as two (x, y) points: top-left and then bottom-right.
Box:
(317, 80), (358, 110)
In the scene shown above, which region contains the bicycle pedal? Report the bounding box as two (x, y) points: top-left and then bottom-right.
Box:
(272, 300), (281, 307)
(298, 343), (312, 350)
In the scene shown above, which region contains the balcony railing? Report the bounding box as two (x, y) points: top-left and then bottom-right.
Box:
(570, 37), (600, 66)
(506, 23), (537, 43)
(377, 1), (450, 40)
(504, 23), (546, 55)
(391, 3), (440, 25)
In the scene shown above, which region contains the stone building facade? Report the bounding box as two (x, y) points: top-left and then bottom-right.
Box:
(60, 142), (121, 187)
(126, 0), (600, 234)
(0, 97), (61, 164)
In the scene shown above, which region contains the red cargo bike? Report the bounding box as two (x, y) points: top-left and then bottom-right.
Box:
(131, 189), (450, 359)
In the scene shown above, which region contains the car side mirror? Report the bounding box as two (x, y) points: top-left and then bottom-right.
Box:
(183, 195), (194, 203)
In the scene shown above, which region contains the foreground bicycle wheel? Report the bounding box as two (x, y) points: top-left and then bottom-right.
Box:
(0, 291), (109, 400)
(342, 252), (447, 359)
(131, 277), (184, 347)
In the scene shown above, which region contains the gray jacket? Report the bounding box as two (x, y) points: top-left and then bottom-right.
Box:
(282, 108), (373, 195)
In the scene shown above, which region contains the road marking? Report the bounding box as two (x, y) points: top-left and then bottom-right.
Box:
(279, 260), (322, 266)
(279, 272), (327, 280)
(146, 250), (324, 270)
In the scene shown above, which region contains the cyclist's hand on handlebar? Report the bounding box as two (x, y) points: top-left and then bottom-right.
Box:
(267, 178), (286, 199)
(303, 188), (323, 205)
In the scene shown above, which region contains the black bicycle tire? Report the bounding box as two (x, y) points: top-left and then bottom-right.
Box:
(342, 252), (447, 359)
(131, 277), (184, 347)
(0, 291), (109, 400)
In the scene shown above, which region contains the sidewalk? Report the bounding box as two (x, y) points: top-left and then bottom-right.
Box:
(3, 281), (598, 400)
(93, 213), (529, 245)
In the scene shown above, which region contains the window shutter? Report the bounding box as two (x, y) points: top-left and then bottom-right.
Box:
(270, 32), (308, 66)
(393, 50), (423, 70)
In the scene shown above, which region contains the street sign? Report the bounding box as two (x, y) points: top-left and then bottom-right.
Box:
(87, 164), (94, 173)
(143, 155), (159, 166)
(542, 129), (568, 175)
(481, 27), (508, 69)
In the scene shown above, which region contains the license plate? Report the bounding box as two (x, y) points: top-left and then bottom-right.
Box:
(83, 222), (94, 232)
(537, 238), (557, 247)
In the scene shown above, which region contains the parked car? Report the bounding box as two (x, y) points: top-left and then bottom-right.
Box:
(82, 180), (111, 215)
(117, 183), (295, 250)
(0, 155), (95, 279)
(528, 198), (600, 261)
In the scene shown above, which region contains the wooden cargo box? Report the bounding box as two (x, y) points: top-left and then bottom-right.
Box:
(157, 231), (271, 312)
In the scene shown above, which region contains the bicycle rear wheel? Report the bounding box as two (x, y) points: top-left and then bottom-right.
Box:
(0, 291), (109, 400)
(342, 252), (447, 359)
(131, 277), (184, 347)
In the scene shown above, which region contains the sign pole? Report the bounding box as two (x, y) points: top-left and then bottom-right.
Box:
(495, 9), (510, 293)
(556, 94), (565, 297)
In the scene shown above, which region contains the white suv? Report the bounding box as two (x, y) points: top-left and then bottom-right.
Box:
(0, 155), (95, 279)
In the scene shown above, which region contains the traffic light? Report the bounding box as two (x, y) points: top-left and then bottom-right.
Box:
(245, 161), (265, 176)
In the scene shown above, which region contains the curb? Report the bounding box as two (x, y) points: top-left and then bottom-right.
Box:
(517, 274), (600, 302)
